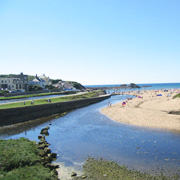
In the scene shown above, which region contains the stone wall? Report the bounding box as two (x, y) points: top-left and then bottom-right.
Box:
(0, 95), (110, 127)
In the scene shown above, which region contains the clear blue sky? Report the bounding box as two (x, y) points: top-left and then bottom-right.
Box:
(0, 0), (180, 85)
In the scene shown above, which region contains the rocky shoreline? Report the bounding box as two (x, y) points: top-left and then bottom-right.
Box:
(37, 126), (59, 177)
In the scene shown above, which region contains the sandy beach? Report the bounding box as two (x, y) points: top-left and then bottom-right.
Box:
(101, 89), (180, 132)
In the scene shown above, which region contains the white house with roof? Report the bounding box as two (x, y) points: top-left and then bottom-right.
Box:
(38, 74), (51, 85)
(29, 74), (47, 89)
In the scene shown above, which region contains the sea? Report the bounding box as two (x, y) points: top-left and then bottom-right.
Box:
(85, 83), (180, 91)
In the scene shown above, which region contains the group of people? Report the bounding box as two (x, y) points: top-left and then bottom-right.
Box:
(23, 99), (52, 105)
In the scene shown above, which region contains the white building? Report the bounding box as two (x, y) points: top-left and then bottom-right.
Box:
(29, 74), (50, 89)
(38, 74), (51, 85)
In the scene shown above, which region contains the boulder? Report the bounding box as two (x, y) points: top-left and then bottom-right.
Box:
(129, 83), (140, 88)
(71, 172), (77, 177)
(50, 153), (57, 159)
(44, 147), (51, 154)
(46, 163), (59, 170)
(38, 135), (45, 140)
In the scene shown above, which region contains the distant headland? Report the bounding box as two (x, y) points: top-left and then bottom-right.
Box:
(86, 83), (142, 90)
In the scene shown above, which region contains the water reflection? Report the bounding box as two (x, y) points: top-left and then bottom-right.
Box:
(0, 95), (180, 176)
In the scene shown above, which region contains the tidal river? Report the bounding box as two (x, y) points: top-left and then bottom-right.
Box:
(0, 95), (180, 176)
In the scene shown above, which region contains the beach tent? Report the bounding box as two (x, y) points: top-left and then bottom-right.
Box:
(122, 102), (126, 105)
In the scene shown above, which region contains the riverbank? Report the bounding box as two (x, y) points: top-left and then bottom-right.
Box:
(72, 158), (179, 180)
(0, 135), (59, 180)
(0, 90), (104, 109)
(101, 89), (180, 132)
(0, 91), (110, 127)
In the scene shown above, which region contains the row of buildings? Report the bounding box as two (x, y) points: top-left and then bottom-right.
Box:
(0, 73), (29, 92)
(0, 73), (75, 92)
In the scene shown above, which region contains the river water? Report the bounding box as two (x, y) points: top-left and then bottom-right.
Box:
(0, 94), (63, 104)
(0, 95), (180, 176)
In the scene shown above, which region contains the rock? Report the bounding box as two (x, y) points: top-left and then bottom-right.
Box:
(71, 172), (77, 177)
(129, 83), (140, 88)
(46, 163), (59, 170)
(39, 150), (46, 157)
(38, 140), (48, 145)
(50, 153), (57, 159)
(40, 129), (48, 135)
(44, 147), (51, 154)
(82, 175), (87, 179)
(43, 156), (53, 164)
(45, 132), (49, 136)
(38, 135), (45, 140)
(52, 169), (58, 175)
(38, 144), (48, 149)
(169, 111), (180, 115)
(40, 127), (50, 135)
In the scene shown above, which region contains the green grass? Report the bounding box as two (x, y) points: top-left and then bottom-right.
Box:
(0, 138), (41, 171)
(73, 158), (179, 180)
(0, 165), (58, 180)
(0, 90), (106, 109)
(0, 91), (75, 100)
(174, 93), (180, 98)
(0, 138), (58, 180)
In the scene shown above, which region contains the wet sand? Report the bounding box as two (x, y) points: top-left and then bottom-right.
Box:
(101, 89), (180, 132)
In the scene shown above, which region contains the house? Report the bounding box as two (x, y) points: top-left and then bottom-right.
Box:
(29, 75), (46, 89)
(52, 80), (75, 91)
(12, 72), (29, 91)
(38, 74), (51, 85)
(0, 72), (29, 92)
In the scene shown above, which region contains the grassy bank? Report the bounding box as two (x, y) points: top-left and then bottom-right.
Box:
(0, 138), (58, 180)
(0, 91), (76, 100)
(0, 90), (106, 109)
(73, 158), (179, 180)
(174, 93), (180, 98)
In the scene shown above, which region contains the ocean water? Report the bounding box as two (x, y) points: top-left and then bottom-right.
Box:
(85, 83), (180, 90)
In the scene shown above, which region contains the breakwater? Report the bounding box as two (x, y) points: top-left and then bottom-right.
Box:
(0, 95), (110, 127)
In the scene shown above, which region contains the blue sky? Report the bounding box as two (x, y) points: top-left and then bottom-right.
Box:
(0, 0), (180, 85)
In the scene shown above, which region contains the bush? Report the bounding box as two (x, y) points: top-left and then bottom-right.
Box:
(0, 90), (9, 96)
(29, 85), (43, 91)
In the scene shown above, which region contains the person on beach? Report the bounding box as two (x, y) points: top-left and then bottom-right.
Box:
(108, 101), (111, 107)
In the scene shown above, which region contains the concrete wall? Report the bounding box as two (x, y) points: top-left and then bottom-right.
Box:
(0, 95), (110, 127)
